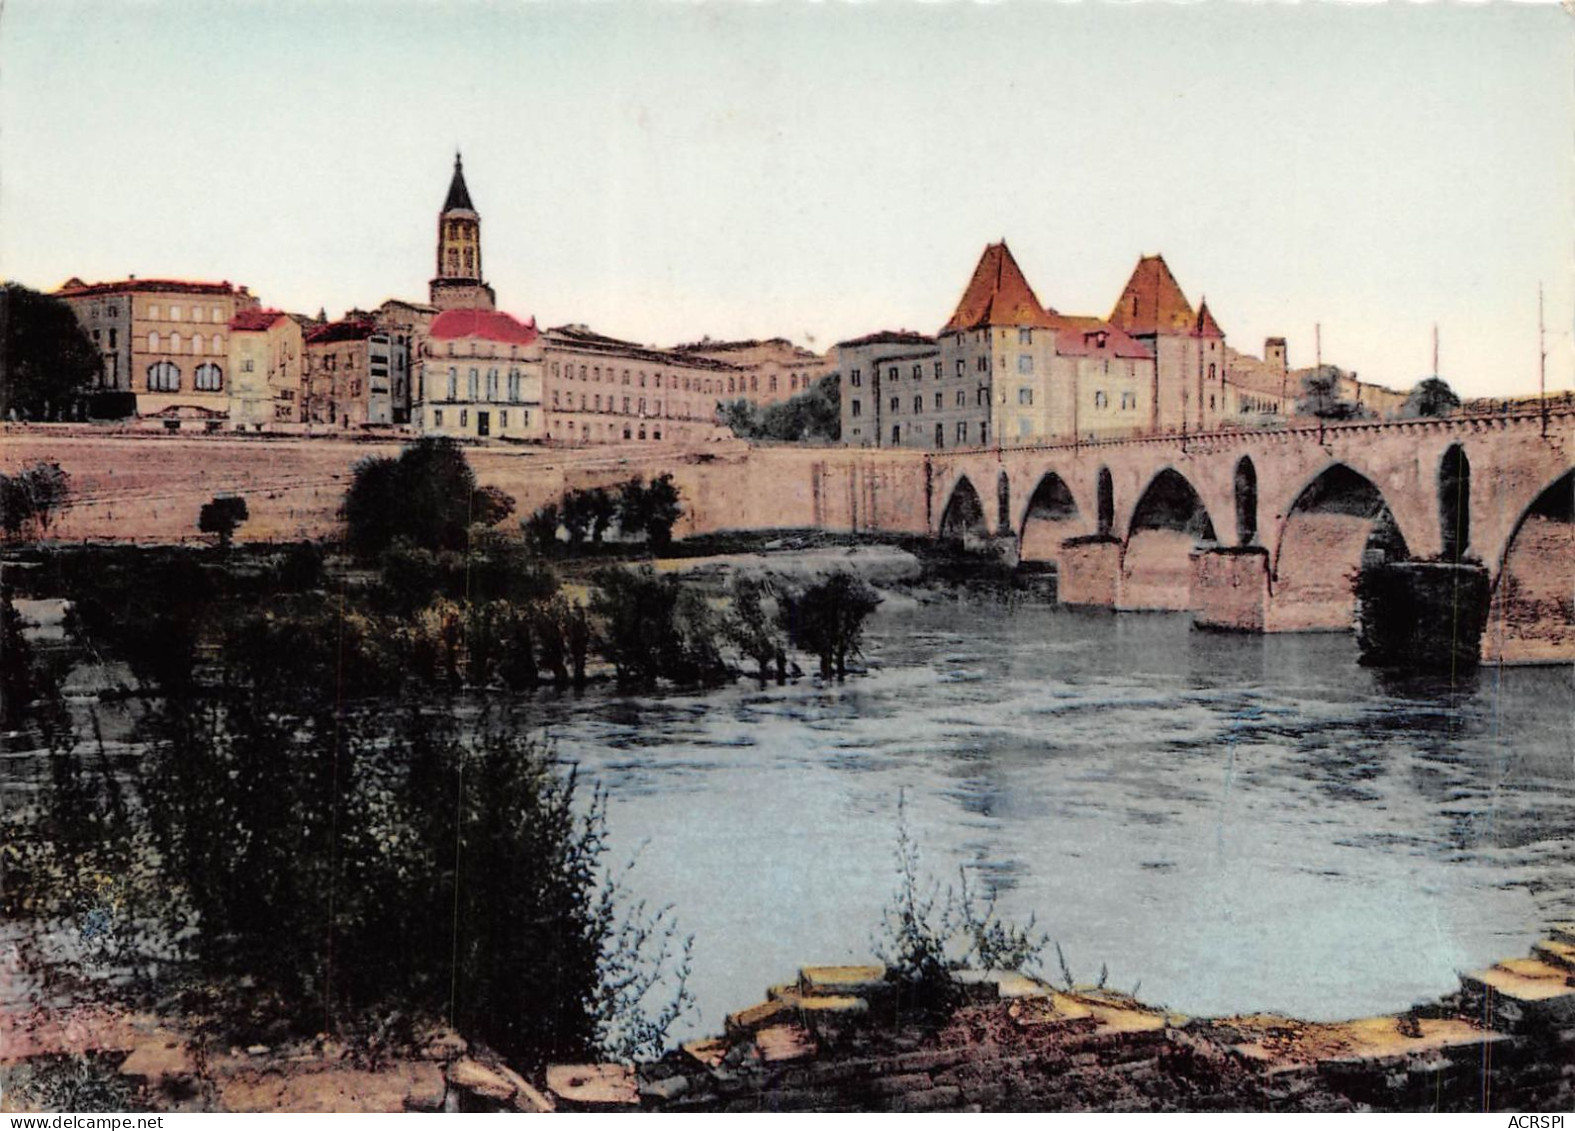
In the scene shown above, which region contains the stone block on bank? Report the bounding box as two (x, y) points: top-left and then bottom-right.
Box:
(118, 1038), (195, 1085)
(681, 1037), (730, 1071)
(1533, 936), (1575, 973)
(726, 998), (790, 1034)
(754, 1024), (818, 1064)
(446, 1057), (515, 1102)
(799, 965), (887, 998)
(1461, 959), (1575, 1029)
(545, 1063), (639, 1107)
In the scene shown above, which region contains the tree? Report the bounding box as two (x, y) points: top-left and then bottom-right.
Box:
(0, 462), (71, 540)
(198, 495), (249, 551)
(1403, 376), (1461, 419)
(0, 284), (102, 421)
(341, 437), (515, 559)
(719, 375), (841, 443)
(1297, 367), (1368, 421)
(779, 570), (882, 679)
(589, 566), (726, 686)
(616, 474), (683, 553)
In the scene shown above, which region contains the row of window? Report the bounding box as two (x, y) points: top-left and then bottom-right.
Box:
(554, 420), (667, 443)
(146, 361), (223, 393)
(1091, 391), (1139, 410)
(550, 360), (720, 395)
(143, 304), (227, 323)
(147, 332), (225, 354)
(550, 390), (694, 418)
(435, 340), (525, 360)
(888, 420), (986, 447)
(432, 367), (529, 403)
(430, 407), (530, 430)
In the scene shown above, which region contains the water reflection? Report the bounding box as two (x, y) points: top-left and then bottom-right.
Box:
(523, 592), (1574, 1039)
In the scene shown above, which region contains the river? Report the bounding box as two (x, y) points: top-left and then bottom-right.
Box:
(525, 589), (1575, 1041)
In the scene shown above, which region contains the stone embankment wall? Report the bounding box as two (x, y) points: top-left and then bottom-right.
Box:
(0, 428), (931, 545)
(7, 931), (1572, 1113)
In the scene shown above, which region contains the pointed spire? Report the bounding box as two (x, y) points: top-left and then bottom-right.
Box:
(1109, 254), (1196, 337)
(941, 241), (1058, 334)
(443, 151), (475, 213)
(1195, 298), (1224, 340)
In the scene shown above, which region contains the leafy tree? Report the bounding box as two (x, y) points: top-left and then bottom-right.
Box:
(590, 566), (726, 686)
(585, 487), (619, 544)
(198, 495), (249, 551)
(720, 375), (841, 443)
(1296, 366), (1368, 421)
(0, 284), (101, 421)
(726, 575), (787, 683)
(1403, 376), (1461, 418)
(617, 475), (683, 553)
(341, 437), (515, 559)
(0, 462), (71, 540)
(522, 501), (562, 555)
(779, 570), (882, 679)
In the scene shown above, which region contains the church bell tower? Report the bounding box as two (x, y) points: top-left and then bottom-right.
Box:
(430, 152), (496, 311)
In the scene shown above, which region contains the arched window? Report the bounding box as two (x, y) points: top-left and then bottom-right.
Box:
(147, 361), (181, 392)
(467, 368), (479, 399)
(148, 331), (160, 351)
(447, 367), (457, 400)
(195, 363), (223, 392)
(486, 368), (499, 400)
(212, 334), (223, 354)
(170, 332), (182, 353)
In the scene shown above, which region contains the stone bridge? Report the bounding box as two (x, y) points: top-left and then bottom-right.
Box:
(924, 409), (1573, 664)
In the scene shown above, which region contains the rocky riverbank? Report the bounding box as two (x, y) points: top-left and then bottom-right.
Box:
(5, 929), (1573, 1113)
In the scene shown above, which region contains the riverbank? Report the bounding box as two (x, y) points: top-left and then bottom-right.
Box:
(5, 932), (1573, 1113)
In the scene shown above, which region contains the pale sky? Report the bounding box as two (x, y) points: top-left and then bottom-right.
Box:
(2, 1), (1570, 398)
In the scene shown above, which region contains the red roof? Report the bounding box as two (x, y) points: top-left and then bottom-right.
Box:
(55, 277), (245, 298)
(1195, 300), (1225, 340)
(429, 308), (538, 346)
(1108, 255), (1196, 337)
(1045, 314), (1153, 360)
(941, 242), (1059, 334)
(229, 308), (290, 332)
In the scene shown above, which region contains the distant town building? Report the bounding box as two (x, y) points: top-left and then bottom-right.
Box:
(303, 319), (409, 429)
(429, 154), (496, 313)
(415, 308), (543, 440)
(672, 337), (832, 405)
(228, 309), (304, 427)
(541, 325), (734, 445)
(54, 277), (260, 423)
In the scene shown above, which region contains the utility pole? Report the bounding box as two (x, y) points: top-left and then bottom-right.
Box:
(1539, 284), (1548, 436)
(1432, 323), (1439, 378)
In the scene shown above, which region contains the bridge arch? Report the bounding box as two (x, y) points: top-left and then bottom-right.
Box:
(1233, 456), (1258, 546)
(1486, 469), (1573, 664)
(939, 474), (990, 543)
(1018, 470), (1082, 564)
(1269, 462), (1410, 632)
(1122, 467), (1217, 610)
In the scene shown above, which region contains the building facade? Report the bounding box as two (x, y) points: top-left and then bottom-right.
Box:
(414, 308), (543, 440)
(304, 319), (410, 429)
(55, 277), (260, 422)
(228, 309), (305, 427)
(672, 337), (833, 405)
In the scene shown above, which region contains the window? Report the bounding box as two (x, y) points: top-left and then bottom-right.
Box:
(1019, 418), (1032, 437)
(447, 367), (458, 400)
(935, 423), (944, 447)
(170, 332), (182, 353)
(956, 390), (966, 407)
(976, 387), (987, 407)
(595, 395), (602, 411)
(242, 359), (255, 373)
(108, 329), (117, 349)
(212, 307), (222, 322)
(195, 363), (223, 392)
(107, 305), (118, 318)
(976, 355), (989, 372)
(1208, 363), (1217, 381)
(913, 395), (923, 414)
(460, 409), (468, 427)
(623, 397), (631, 413)
(1094, 391), (1108, 409)
(980, 422), (988, 446)
(1017, 355), (1033, 374)
(912, 365), (922, 380)
(468, 368), (479, 399)
(149, 331), (161, 351)
(851, 399), (862, 418)
(147, 361), (180, 391)
(148, 304), (160, 319)
(1018, 388), (1033, 405)
(887, 367), (897, 379)
(500, 411), (508, 428)
(434, 409), (444, 426)
(891, 424), (901, 444)
(934, 362), (943, 379)
(486, 368), (499, 400)
(1121, 392), (1135, 410)
(750, 376), (758, 393)
(212, 334), (222, 354)
(935, 392), (943, 410)
(889, 397), (900, 413)
(957, 421), (968, 443)
(1209, 395), (1216, 409)
(769, 376), (778, 392)
(170, 305), (182, 320)
(1019, 329), (1033, 345)
(851, 368), (862, 387)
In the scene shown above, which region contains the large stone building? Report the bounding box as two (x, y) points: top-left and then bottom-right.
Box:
(54, 277), (260, 422)
(303, 318), (410, 429)
(672, 337), (833, 406)
(228, 309), (304, 427)
(414, 308), (543, 440)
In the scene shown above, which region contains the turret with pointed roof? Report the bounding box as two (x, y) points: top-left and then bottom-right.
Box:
(430, 151), (496, 312)
(1195, 298), (1224, 340)
(942, 241), (1059, 334)
(1108, 254), (1197, 338)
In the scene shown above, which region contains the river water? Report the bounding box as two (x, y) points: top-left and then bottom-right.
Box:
(525, 589), (1575, 1041)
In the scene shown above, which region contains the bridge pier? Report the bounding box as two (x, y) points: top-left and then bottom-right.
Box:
(1056, 535), (1122, 607)
(1354, 560), (1491, 672)
(1190, 546), (1271, 632)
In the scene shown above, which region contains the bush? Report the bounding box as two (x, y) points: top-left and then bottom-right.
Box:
(590, 566), (727, 687)
(779, 570), (882, 678)
(0, 462), (71, 540)
(342, 438), (515, 560)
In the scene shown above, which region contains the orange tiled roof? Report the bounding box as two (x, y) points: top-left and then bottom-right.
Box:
(1195, 300), (1224, 340)
(306, 318), (378, 345)
(1045, 314), (1153, 360)
(55, 277), (244, 299)
(229, 308), (290, 332)
(941, 242), (1059, 334)
(1108, 255), (1196, 337)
